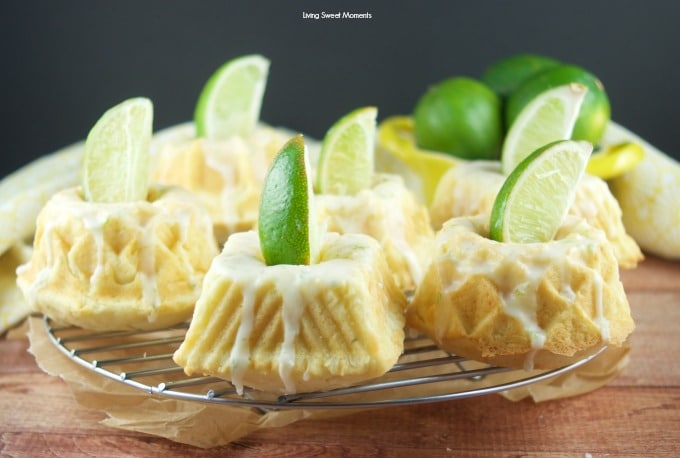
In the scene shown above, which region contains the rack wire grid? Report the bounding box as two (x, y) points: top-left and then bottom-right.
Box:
(44, 316), (604, 411)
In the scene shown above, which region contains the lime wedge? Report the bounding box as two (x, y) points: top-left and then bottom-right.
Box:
(194, 54), (270, 140)
(505, 64), (611, 145)
(259, 135), (318, 265)
(316, 106), (377, 195)
(490, 139), (592, 243)
(82, 97), (153, 203)
(586, 142), (644, 180)
(501, 84), (586, 175)
(376, 116), (458, 204)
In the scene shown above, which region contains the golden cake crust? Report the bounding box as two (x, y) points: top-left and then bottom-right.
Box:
(406, 215), (635, 370)
(16, 185), (218, 331)
(150, 124), (295, 243)
(173, 230), (406, 394)
(316, 173), (434, 291)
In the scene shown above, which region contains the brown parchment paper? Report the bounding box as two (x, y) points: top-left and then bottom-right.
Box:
(26, 316), (630, 448)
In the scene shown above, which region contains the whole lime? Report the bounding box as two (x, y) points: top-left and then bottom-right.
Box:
(413, 77), (502, 160)
(481, 53), (561, 100)
(505, 64), (611, 145)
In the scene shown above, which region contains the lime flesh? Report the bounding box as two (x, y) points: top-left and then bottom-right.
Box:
(506, 64), (611, 145)
(490, 139), (592, 243)
(82, 97), (153, 203)
(501, 83), (587, 175)
(194, 54), (270, 140)
(317, 106), (377, 195)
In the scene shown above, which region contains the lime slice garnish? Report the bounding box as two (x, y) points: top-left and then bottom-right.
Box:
(82, 97), (153, 203)
(259, 135), (318, 265)
(376, 116), (458, 204)
(505, 64), (611, 145)
(501, 83), (586, 175)
(586, 142), (644, 180)
(194, 54), (270, 140)
(490, 139), (592, 243)
(316, 106), (377, 195)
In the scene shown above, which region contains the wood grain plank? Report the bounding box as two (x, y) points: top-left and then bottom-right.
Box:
(615, 291), (680, 387)
(240, 386), (680, 456)
(2, 386), (678, 457)
(0, 372), (109, 434)
(0, 432), (211, 458)
(620, 255), (680, 292)
(0, 339), (34, 374)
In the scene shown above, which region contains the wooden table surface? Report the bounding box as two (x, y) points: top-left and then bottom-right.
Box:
(1, 255), (678, 457)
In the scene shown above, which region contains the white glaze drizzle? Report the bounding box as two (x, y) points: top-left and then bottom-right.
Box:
(18, 188), (197, 313)
(152, 125), (291, 235)
(216, 231), (373, 394)
(437, 218), (612, 367)
(317, 174), (426, 287)
(592, 272), (610, 341)
(229, 278), (257, 395)
(276, 268), (306, 394)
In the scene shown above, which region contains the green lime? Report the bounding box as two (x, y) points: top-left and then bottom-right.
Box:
(259, 135), (318, 266)
(506, 64), (611, 145)
(317, 106), (377, 195)
(194, 54), (270, 140)
(413, 77), (502, 160)
(481, 53), (561, 100)
(82, 97), (153, 203)
(501, 83), (587, 174)
(490, 139), (592, 243)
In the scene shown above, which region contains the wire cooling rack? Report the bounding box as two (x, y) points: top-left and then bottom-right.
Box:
(44, 316), (604, 411)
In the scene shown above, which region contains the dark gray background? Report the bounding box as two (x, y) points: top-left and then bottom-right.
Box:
(3, 0), (680, 179)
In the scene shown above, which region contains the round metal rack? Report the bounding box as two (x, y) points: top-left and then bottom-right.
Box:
(44, 316), (604, 411)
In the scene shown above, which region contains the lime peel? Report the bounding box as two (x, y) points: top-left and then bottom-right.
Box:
(481, 53), (561, 100)
(491, 139), (592, 243)
(259, 135), (318, 266)
(413, 76), (502, 160)
(376, 116), (420, 162)
(376, 116), (459, 204)
(82, 97), (153, 203)
(587, 142), (645, 180)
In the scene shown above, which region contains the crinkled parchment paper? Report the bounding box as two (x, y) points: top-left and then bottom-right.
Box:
(26, 316), (630, 448)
